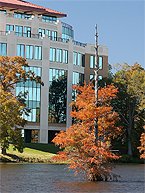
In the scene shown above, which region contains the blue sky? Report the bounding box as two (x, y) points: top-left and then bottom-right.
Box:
(30, 0), (144, 71)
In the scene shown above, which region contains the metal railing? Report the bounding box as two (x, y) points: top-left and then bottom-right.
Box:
(61, 22), (73, 30)
(73, 40), (86, 47)
(0, 31), (86, 47)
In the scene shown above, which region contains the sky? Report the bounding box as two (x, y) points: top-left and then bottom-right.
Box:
(30, 0), (144, 72)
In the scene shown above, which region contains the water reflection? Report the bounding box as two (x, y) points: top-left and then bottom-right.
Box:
(0, 164), (144, 193)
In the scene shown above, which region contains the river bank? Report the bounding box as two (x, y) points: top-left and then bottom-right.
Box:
(0, 143), (144, 164)
(0, 143), (60, 163)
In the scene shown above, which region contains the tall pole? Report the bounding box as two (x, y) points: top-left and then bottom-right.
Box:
(94, 24), (99, 145)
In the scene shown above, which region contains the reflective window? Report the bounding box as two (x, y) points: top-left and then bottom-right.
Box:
(72, 72), (84, 102)
(57, 49), (62, 63)
(82, 54), (85, 67)
(0, 10), (6, 15)
(16, 67), (41, 122)
(26, 45), (33, 59)
(39, 28), (45, 39)
(24, 27), (31, 37)
(90, 74), (94, 81)
(73, 72), (84, 85)
(15, 26), (23, 36)
(6, 25), (14, 33)
(50, 48), (55, 62)
(17, 44), (25, 57)
(99, 75), (102, 80)
(35, 46), (42, 60)
(52, 31), (57, 41)
(78, 53), (81, 66)
(73, 52), (77, 65)
(90, 55), (94, 68)
(99, 56), (103, 69)
(46, 30), (51, 39)
(0, 43), (7, 56)
(62, 26), (74, 42)
(42, 15), (56, 23)
(14, 12), (32, 19)
(49, 69), (67, 123)
(63, 50), (68, 63)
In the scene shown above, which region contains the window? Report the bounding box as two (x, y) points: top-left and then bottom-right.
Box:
(16, 67), (41, 122)
(49, 69), (67, 123)
(42, 15), (56, 23)
(49, 48), (55, 62)
(73, 52), (77, 65)
(0, 43), (7, 56)
(46, 30), (51, 39)
(62, 26), (74, 42)
(90, 55), (94, 68)
(6, 25), (14, 33)
(99, 57), (103, 69)
(78, 53), (81, 66)
(90, 75), (94, 81)
(57, 49), (62, 63)
(39, 28), (45, 39)
(82, 54), (85, 67)
(15, 25), (23, 36)
(14, 12), (32, 19)
(63, 50), (68, 63)
(52, 31), (57, 41)
(17, 44), (25, 57)
(99, 75), (102, 80)
(35, 46), (42, 60)
(0, 10), (6, 15)
(73, 72), (84, 85)
(24, 27), (31, 37)
(26, 45), (33, 59)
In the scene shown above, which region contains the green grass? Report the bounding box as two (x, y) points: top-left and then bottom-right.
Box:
(0, 143), (61, 163)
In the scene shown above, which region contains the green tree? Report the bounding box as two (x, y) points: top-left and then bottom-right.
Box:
(0, 55), (43, 154)
(112, 62), (145, 156)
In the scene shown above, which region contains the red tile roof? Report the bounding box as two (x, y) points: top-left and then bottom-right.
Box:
(0, 0), (67, 17)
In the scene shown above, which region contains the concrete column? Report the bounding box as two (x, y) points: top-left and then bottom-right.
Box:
(7, 31), (17, 57)
(56, 20), (62, 39)
(31, 15), (39, 34)
(66, 39), (73, 128)
(39, 35), (50, 143)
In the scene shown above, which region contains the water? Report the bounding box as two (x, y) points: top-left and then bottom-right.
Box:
(0, 163), (144, 193)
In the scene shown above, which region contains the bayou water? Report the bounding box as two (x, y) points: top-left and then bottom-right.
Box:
(0, 163), (144, 193)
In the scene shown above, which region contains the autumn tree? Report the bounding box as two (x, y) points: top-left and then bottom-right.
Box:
(52, 83), (122, 181)
(112, 63), (145, 156)
(0, 55), (43, 154)
(137, 126), (145, 159)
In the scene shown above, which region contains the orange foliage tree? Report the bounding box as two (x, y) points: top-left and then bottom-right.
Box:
(137, 126), (145, 159)
(52, 83), (122, 181)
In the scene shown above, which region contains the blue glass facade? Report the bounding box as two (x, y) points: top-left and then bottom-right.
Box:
(0, 43), (7, 56)
(16, 67), (41, 122)
(49, 69), (67, 123)
(62, 26), (74, 42)
(42, 15), (56, 23)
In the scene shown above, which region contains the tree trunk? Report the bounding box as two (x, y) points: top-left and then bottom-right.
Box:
(88, 173), (103, 181)
(127, 125), (132, 156)
(127, 98), (132, 156)
(1, 147), (6, 155)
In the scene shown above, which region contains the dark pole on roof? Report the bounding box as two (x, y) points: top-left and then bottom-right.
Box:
(94, 24), (99, 145)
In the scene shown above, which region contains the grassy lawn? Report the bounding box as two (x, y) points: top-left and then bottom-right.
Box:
(0, 143), (61, 163)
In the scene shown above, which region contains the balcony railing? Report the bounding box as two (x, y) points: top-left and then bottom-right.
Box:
(73, 40), (86, 47)
(0, 31), (86, 47)
(61, 22), (73, 30)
